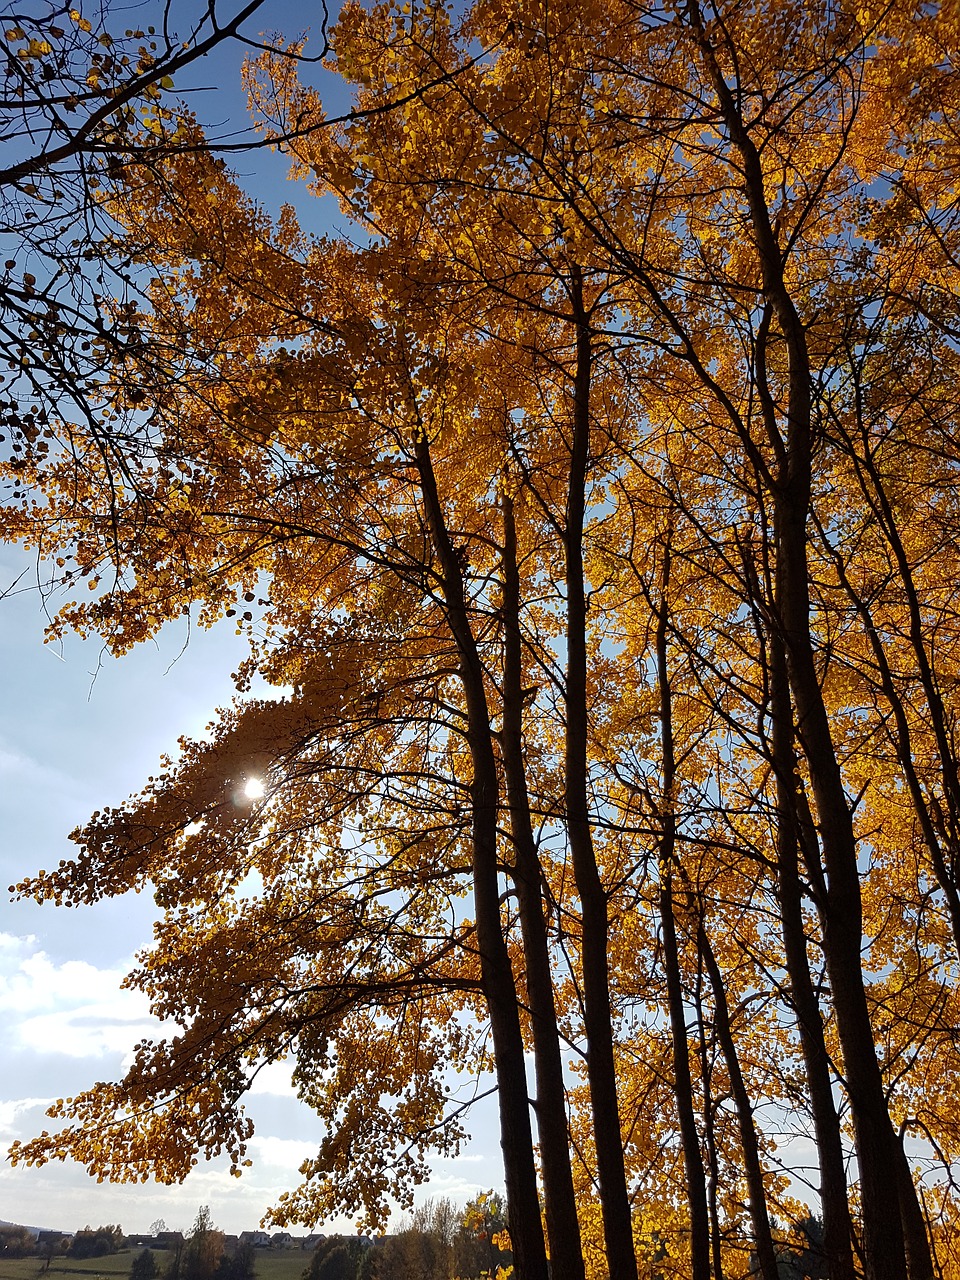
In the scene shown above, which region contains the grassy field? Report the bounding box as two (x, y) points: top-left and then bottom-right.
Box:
(0, 1254), (135, 1280)
(245, 1252), (308, 1280)
(0, 1251), (309, 1280)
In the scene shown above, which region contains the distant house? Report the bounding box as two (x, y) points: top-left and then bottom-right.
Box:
(153, 1233), (185, 1251)
(36, 1232), (69, 1251)
(270, 1234), (297, 1250)
(301, 1235), (326, 1252)
(239, 1232), (271, 1249)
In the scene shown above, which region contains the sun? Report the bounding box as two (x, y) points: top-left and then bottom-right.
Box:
(243, 777), (265, 800)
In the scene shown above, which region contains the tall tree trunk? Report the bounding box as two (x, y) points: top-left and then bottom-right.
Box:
(500, 492), (586, 1280)
(775, 382), (911, 1280)
(697, 921), (779, 1280)
(768, 630), (857, 1280)
(894, 1137), (935, 1280)
(683, 9), (925, 1274)
(654, 551), (712, 1280)
(415, 436), (548, 1280)
(563, 267), (638, 1280)
(693, 969), (724, 1280)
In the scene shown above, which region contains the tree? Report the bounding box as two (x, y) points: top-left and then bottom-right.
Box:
(9, 3), (960, 1280)
(0, 0), (342, 571)
(68, 1226), (125, 1258)
(216, 1243), (256, 1280)
(181, 1208), (224, 1280)
(362, 1199), (493, 1280)
(455, 1193), (512, 1280)
(0, 1227), (35, 1259)
(303, 1238), (364, 1280)
(132, 1249), (160, 1280)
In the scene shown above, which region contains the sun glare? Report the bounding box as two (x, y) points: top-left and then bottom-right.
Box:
(244, 777), (265, 800)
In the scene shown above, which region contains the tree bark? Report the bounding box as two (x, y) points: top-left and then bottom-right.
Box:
(894, 1136), (935, 1280)
(775, 362), (910, 1280)
(768, 630), (857, 1280)
(415, 436), (548, 1280)
(500, 492), (586, 1280)
(693, 971), (724, 1280)
(698, 922), (780, 1280)
(654, 554), (712, 1280)
(563, 266), (638, 1280)
(683, 8), (922, 1273)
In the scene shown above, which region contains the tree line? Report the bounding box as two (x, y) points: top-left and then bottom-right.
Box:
(303, 1196), (511, 1280)
(0, 1224), (123, 1261)
(4, 2), (960, 1280)
(128, 1199), (510, 1280)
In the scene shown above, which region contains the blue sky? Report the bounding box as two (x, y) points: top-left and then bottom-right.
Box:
(0, 1), (503, 1235)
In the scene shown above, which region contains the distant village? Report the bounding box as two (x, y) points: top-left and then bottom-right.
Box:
(0, 1195), (514, 1280)
(0, 1225), (353, 1255)
(126, 1232), (344, 1254)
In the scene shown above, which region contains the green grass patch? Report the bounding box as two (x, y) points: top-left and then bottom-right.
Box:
(0, 1260), (47, 1280)
(0, 1250), (310, 1280)
(251, 1254), (308, 1280)
(50, 1256), (144, 1276)
(0, 1252), (149, 1280)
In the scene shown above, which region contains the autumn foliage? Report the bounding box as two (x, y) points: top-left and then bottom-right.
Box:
(6, 2), (960, 1279)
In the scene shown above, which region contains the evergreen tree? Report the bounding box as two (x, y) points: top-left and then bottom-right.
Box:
(132, 1249), (159, 1280)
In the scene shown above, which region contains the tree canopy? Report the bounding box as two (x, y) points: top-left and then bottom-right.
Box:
(6, 2), (960, 1280)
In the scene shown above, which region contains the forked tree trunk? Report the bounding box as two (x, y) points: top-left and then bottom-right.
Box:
(697, 922), (779, 1280)
(415, 437), (549, 1280)
(654, 557), (712, 1280)
(500, 492), (586, 1280)
(778, 573), (936, 1280)
(564, 267), (638, 1280)
(684, 9), (928, 1273)
(768, 631), (857, 1280)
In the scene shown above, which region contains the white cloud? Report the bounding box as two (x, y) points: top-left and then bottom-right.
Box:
(0, 1096), (53, 1142)
(0, 931), (36, 951)
(248, 1060), (298, 1098)
(0, 934), (505, 1235)
(0, 933), (156, 1057)
(412, 1173), (491, 1203)
(248, 1136), (318, 1169)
